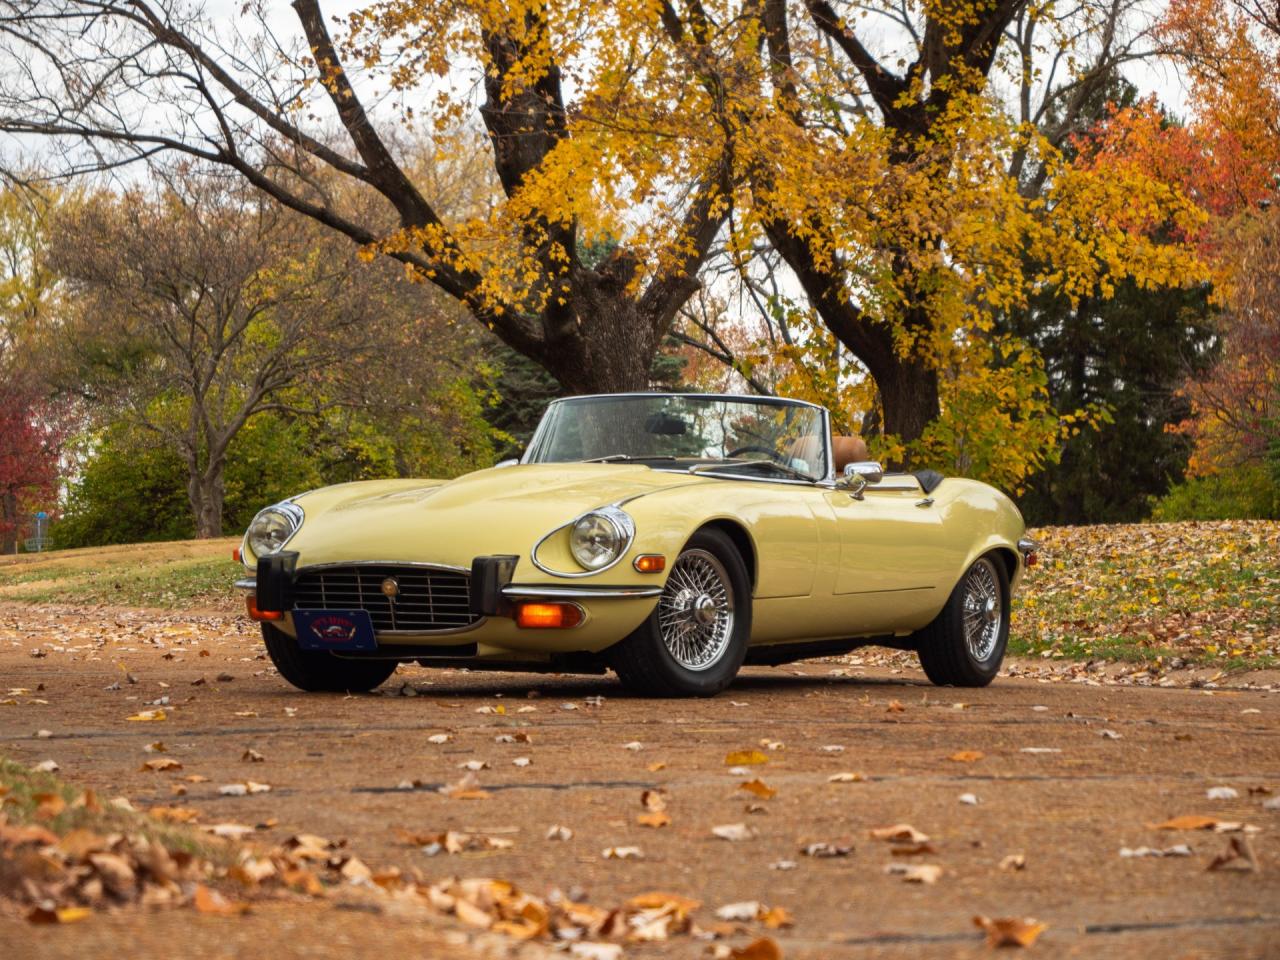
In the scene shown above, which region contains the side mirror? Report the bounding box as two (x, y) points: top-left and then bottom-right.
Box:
(494, 458), (520, 469)
(837, 461), (884, 498)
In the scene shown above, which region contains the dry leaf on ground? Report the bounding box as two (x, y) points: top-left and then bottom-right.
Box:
(869, 824), (929, 843)
(973, 915), (1047, 948)
(738, 779), (777, 799)
(884, 863), (943, 884)
(828, 772), (865, 783)
(725, 750), (768, 766)
(948, 750), (984, 763)
(712, 823), (756, 841)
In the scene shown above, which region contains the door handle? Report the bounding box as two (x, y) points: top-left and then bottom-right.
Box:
(915, 498), (934, 508)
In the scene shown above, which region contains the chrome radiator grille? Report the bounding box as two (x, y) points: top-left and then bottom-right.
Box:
(292, 565), (477, 633)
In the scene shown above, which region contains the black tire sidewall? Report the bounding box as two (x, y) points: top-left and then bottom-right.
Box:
(918, 552), (1010, 687)
(262, 622), (397, 693)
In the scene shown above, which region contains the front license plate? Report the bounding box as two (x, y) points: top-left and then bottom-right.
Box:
(292, 609), (378, 652)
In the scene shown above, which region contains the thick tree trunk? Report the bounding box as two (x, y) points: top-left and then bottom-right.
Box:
(187, 470), (225, 540)
(1, 491), (17, 555)
(872, 356), (941, 455)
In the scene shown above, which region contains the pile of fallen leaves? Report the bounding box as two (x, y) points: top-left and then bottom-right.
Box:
(0, 759), (346, 924)
(1014, 520), (1279, 668)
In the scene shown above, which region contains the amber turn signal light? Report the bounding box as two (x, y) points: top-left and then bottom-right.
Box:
(246, 596), (282, 622)
(633, 554), (666, 573)
(515, 602), (584, 629)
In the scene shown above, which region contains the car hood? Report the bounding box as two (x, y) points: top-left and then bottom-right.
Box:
(284, 463), (706, 569)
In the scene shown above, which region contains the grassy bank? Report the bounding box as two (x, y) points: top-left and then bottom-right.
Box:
(0, 539), (240, 611)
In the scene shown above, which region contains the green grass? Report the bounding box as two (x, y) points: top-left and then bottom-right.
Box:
(0, 539), (240, 611)
(0, 756), (233, 866)
(1009, 520), (1280, 669)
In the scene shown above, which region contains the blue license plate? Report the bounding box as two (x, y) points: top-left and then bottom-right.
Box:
(292, 609), (378, 652)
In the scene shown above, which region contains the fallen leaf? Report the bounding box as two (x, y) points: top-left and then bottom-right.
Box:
(126, 709), (166, 721)
(34, 792), (66, 820)
(802, 841), (853, 858)
(1206, 786), (1238, 800)
(948, 750), (984, 763)
(623, 741), (643, 751)
(819, 744), (845, 754)
(999, 853), (1027, 870)
(193, 884), (250, 916)
(545, 824), (573, 841)
(869, 824), (929, 843)
(712, 823), (756, 841)
(602, 846), (643, 859)
(34, 760), (59, 773)
(827, 772), (865, 783)
(141, 758), (183, 772)
(715, 900), (762, 921)
(958, 793), (979, 805)
(1207, 835), (1260, 872)
(647, 761), (667, 772)
(569, 944), (622, 960)
(459, 760), (489, 771)
(1119, 845), (1192, 858)
(637, 811), (672, 828)
(738, 779), (777, 799)
(725, 750), (768, 766)
(512, 757), (531, 767)
(730, 936), (782, 960)
(886, 700), (905, 713)
(144, 741), (167, 753)
(440, 772), (490, 799)
(1149, 815), (1257, 832)
(641, 788), (668, 812)
(973, 916), (1047, 948)
(242, 749), (265, 763)
(884, 863), (943, 884)
(1019, 747), (1061, 754)
(427, 733), (451, 744)
(150, 805), (201, 824)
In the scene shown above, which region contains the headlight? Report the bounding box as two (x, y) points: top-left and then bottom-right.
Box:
(569, 507), (634, 571)
(245, 503), (303, 559)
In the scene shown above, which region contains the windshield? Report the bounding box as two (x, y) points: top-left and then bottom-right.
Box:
(525, 395), (829, 481)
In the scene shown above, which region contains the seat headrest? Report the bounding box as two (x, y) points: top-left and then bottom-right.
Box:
(832, 435), (869, 472)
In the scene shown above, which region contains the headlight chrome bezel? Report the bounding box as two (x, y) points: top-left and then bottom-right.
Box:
(242, 502), (304, 566)
(534, 505), (636, 577)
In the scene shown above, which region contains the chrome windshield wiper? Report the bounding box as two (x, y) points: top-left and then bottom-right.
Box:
(690, 459), (814, 482)
(582, 454), (678, 463)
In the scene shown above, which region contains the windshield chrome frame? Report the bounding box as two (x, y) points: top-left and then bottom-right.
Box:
(521, 392), (834, 485)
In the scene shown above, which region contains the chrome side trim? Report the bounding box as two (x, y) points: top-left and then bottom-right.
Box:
(233, 578), (256, 592)
(502, 584), (663, 600)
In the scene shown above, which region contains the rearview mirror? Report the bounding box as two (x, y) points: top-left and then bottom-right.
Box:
(837, 461), (884, 498)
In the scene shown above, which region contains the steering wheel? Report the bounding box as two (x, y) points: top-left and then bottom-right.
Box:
(725, 444), (786, 463)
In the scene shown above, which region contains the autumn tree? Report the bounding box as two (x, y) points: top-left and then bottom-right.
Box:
(0, 183), (68, 553)
(725, 0), (1205, 474)
(1084, 0), (1279, 492)
(48, 173), (448, 538)
(0, 0), (740, 394)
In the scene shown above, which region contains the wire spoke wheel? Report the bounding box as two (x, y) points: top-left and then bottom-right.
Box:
(960, 558), (1002, 663)
(657, 548), (735, 671)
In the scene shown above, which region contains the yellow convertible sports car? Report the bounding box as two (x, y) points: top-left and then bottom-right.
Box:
(236, 392), (1036, 696)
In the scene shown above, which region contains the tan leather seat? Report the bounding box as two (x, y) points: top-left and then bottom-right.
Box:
(832, 435), (869, 473)
(785, 434), (868, 474)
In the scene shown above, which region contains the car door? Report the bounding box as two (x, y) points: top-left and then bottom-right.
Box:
(824, 477), (964, 634)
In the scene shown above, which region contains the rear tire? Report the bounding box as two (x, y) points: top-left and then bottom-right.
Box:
(914, 554), (1009, 687)
(262, 623), (398, 693)
(611, 528), (751, 697)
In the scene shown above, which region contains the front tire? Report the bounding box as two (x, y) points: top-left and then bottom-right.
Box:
(611, 528), (751, 697)
(263, 623), (398, 693)
(914, 554), (1009, 687)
